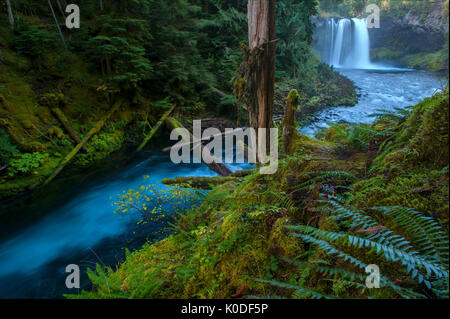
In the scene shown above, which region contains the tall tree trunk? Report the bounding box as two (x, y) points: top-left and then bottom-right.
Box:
(99, 0), (104, 11)
(48, 0), (68, 52)
(247, 0), (276, 133)
(55, 0), (65, 17)
(6, 0), (14, 29)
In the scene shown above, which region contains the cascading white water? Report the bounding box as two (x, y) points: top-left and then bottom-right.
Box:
(330, 19), (349, 66)
(321, 17), (376, 69)
(351, 18), (372, 68)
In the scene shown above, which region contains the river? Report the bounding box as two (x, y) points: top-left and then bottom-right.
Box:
(301, 68), (444, 136)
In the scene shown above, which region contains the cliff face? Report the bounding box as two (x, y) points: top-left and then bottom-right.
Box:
(369, 2), (448, 71)
(370, 2), (448, 54)
(394, 1), (449, 34)
(369, 17), (445, 56)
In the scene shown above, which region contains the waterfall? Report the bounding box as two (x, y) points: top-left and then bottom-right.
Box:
(351, 18), (372, 68)
(320, 17), (375, 69)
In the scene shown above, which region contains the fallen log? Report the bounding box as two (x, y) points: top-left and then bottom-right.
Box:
(51, 107), (88, 153)
(162, 176), (239, 190)
(231, 169), (255, 177)
(161, 128), (246, 152)
(161, 128), (257, 163)
(137, 104), (176, 152)
(162, 170), (255, 189)
(40, 99), (124, 188)
(164, 117), (233, 177)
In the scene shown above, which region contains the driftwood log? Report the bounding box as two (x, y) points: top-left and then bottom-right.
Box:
(162, 169), (255, 189)
(162, 176), (239, 190)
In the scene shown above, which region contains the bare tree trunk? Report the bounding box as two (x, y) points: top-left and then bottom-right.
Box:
(247, 0), (276, 133)
(48, 0), (68, 52)
(6, 0), (14, 29)
(99, 0), (104, 11)
(55, 0), (65, 17)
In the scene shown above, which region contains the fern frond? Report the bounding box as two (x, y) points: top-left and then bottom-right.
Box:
(294, 171), (358, 190)
(374, 206), (449, 268)
(320, 200), (415, 249)
(281, 257), (425, 299)
(255, 278), (335, 299)
(287, 225), (447, 287)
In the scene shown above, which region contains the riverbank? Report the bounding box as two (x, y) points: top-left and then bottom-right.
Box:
(71, 88), (449, 299)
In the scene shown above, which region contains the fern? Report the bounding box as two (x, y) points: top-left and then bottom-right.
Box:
(369, 107), (411, 125)
(374, 206), (449, 268)
(290, 226), (446, 286)
(257, 200), (448, 298)
(255, 278), (335, 299)
(327, 123), (388, 150)
(66, 264), (164, 299)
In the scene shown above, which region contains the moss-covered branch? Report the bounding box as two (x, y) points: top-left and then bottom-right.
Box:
(137, 104), (176, 152)
(40, 99), (124, 188)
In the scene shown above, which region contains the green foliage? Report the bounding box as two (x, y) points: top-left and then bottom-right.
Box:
(82, 13), (153, 90)
(368, 107), (411, 125)
(325, 122), (388, 150)
(293, 171), (358, 191)
(67, 264), (164, 299)
(370, 90), (449, 173)
(10, 24), (55, 60)
(7, 152), (48, 177)
(0, 128), (18, 166)
(276, 0), (318, 82)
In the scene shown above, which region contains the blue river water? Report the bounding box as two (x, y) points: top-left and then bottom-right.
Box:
(300, 69), (444, 136)
(0, 141), (251, 298)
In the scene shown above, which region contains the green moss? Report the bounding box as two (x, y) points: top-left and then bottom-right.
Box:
(287, 89), (300, 106)
(371, 47), (403, 62)
(402, 50), (448, 72)
(373, 91), (449, 173)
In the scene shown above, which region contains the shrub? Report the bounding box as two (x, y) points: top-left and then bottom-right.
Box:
(7, 152), (49, 177)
